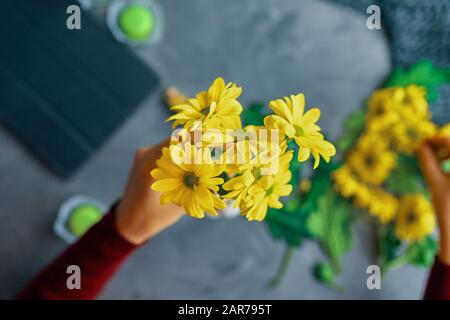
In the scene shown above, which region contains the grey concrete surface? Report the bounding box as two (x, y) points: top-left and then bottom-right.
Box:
(0, 0), (430, 299)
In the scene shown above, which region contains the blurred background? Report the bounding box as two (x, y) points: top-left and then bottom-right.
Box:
(0, 0), (448, 299)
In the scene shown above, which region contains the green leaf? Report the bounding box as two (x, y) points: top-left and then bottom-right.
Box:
(301, 161), (340, 211)
(313, 261), (335, 283)
(384, 60), (450, 102)
(409, 236), (439, 268)
(265, 205), (308, 247)
(264, 157), (339, 247)
(287, 142), (301, 192)
(378, 223), (402, 267)
(385, 154), (427, 195)
(312, 261), (345, 291)
(336, 108), (367, 153)
(242, 102), (268, 126)
(306, 189), (353, 271)
(381, 234), (439, 275)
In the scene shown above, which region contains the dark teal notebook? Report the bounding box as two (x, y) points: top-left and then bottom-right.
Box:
(0, 0), (159, 177)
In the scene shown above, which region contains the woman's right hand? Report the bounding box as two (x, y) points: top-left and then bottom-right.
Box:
(418, 136), (450, 265)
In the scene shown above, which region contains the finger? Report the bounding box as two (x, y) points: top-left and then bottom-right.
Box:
(418, 142), (444, 186)
(131, 140), (169, 177)
(425, 136), (450, 159)
(152, 138), (170, 154)
(139, 139), (170, 159)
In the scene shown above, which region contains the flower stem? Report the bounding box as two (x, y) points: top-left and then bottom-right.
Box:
(268, 246), (295, 287)
(327, 280), (346, 292)
(381, 248), (413, 278)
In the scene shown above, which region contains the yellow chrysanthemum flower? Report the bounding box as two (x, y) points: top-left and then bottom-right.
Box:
(366, 88), (400, 131)
(223, 148), (291, 209)
(222, 168), (255, 208)
(352, 183), (372, 208)
(150, 144), (226, 218)
(395, 194), (435, 242)
(241, 153), (294, 221)
(264, 93), (336, 169)
(333, 166), (397, 224)
(333, 167), (373, 208)
(366, 85), (430, 134)
(439, 123), (450, 137)
(365, 85), (435, 154)
(333, 165), (361, 198)
(220, 126), (262, 173)
(347, 134), (397, 186)
(398, 85), (429, 120)
(391, 116), (437, 154)
(334, 84), (440, 231)
(220, 125), (286, 174)
(367, 189), (398, 224)
(167, 77), (243, 130)
(333, 165), (371, 208)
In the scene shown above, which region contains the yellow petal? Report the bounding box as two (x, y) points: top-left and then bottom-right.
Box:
(213, 194), (227, 209)
(242, 169), (255, 186)
(200, 177), (223, 190)
(268, 196), (283, 209)
(208, 77), (225, 102)
(275, 184), (293, 196)
(299, 108), (321, 126)
(220, 115), (242, 129)
(160, 192), (174, 205)
(151, 178), (182, 192)
(269, 99), (293, 123)
(217, 99), (243, 115)
(196, 187), (214, 209)
(311, 150), (321, 169)
(291, 93), (305, 120)
(150, 168), (170, 180)
(297, 147), (311, 162)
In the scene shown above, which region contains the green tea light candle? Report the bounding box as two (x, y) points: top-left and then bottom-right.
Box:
(118, 5), (155, 40)
(107, 0), (163, 46)
(68, 204), (102, 237)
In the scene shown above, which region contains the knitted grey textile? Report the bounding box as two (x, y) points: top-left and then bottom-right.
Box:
(433, 85), (450, 125)
(326, 0), (450, 124)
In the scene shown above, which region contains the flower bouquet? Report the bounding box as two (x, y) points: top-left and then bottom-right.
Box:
(334, 83), (450, 276)
(151, 77), (335, 222)
(154, 62), (450, 290)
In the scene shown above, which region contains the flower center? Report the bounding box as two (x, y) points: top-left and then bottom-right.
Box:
(403, 96), (412, 105)
(183, 171), (199, 189)
(374, 106), (385, 116)
(294, 125), (305, 136)
(201, 107), (211, 116)
(365, 154), (375, 167)
(252, 167), (262, 180)
(406, 128), (418, 140)
(201, 102), (217, 116)
(406, 211), (417, 224)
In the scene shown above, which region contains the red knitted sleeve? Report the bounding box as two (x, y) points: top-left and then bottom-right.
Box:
(424, 258), (450, 300)
(17, 205), (139, 300)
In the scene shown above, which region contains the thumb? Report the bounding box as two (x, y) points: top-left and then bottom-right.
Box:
(418, 141), (443, 188)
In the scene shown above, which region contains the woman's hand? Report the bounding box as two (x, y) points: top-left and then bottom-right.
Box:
(115, 140), (184, 245)
(418, 137), (450, 265)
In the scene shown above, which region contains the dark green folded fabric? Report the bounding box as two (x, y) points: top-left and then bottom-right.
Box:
(0, 0), (159, 177)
